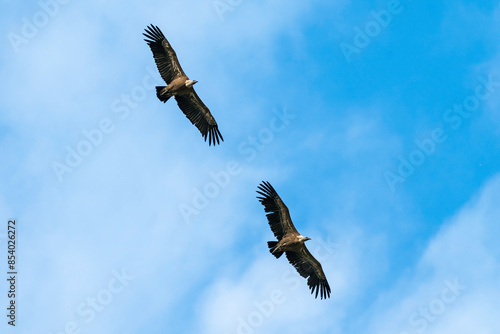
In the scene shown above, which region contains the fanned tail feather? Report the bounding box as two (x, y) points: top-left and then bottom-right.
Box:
(156, 86), (172, 102)
(267, 241), (283, 259)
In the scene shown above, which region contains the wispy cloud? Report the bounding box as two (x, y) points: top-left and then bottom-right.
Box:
(1, 1), (500, 333)
(360, 174), (500, 334)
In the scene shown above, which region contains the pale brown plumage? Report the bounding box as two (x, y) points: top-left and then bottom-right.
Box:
(143, 24), (223, 146)
(257, 181), (331, 299)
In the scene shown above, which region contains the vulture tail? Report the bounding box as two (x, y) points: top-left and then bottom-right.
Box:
(267, 241), (283, 259)
(156, 86), (172, 102)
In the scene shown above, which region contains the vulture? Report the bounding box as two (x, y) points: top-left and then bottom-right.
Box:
(143, 25), (223, 146)
(257, 181), (331, 299)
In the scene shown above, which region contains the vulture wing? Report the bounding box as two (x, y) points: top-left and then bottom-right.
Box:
(286, 247), (331, 299)
(256, 181), (298, 240)
(143, 25), (186, 84)
(175, 91), (223, 146)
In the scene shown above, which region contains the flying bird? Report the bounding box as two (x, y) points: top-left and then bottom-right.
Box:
(257, 181), (331, 299)
(143, 24), (223, 146)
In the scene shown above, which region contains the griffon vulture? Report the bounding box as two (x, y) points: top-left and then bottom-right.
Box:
(257, 181), (331, 299)
(143, 25), (223, 146)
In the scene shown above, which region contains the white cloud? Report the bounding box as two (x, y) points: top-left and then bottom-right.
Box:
(360, 174), (500, 334)
(0, 2), (331, 333)
(195, 223), (390, 334)
(195, 173), (500, 334)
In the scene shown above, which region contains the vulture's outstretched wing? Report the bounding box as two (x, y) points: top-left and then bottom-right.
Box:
(256, 181), (298, 240)
(143, 25), (185, 84)
(286, 247), (331, 299)
(175, 91), (223, 146)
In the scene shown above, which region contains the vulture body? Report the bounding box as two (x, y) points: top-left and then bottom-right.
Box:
(257, 181), (331, 299)
(143, 25), (223, 146)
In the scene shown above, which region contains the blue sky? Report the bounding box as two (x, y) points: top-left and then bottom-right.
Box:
(1, 0), (500, 333)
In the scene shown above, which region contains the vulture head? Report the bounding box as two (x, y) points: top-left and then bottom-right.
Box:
(185, 79), (198, 87)
(299, 236), (312, 243)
